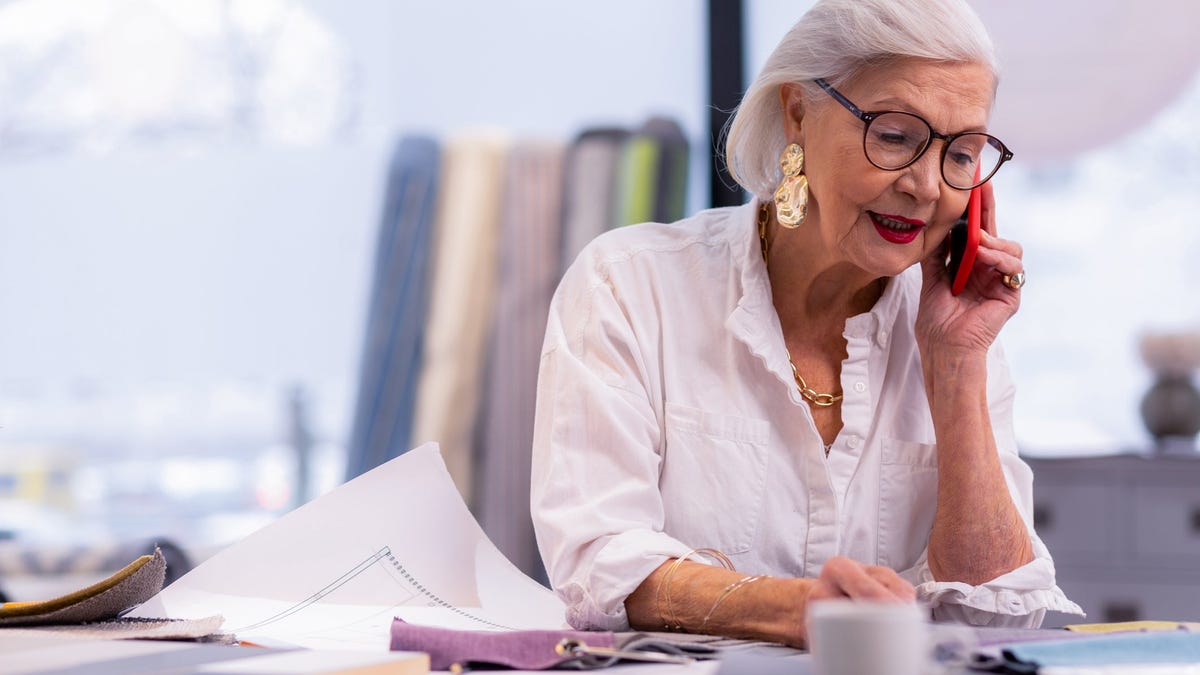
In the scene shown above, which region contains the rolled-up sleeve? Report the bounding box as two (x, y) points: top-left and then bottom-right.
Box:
(902, 344), (1084, 626)
(530, 260), (689, 630)
(912, 539), (1083, 626)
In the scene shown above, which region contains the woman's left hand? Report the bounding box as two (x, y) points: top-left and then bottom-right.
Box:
(915, 181), (1024, 357)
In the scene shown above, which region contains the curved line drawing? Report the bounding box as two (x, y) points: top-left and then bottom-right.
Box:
(232, 546), (515, 633)
(234, 547), (393, 632)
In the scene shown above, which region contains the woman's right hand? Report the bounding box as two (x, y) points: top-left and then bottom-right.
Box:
(807, 556), (917, 603)
(801, 556), (917, 643)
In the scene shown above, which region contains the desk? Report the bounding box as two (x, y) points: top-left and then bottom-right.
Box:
(11, 629), (1200, 674)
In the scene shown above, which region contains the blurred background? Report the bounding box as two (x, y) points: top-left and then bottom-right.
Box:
(0, 0), (1198, 608)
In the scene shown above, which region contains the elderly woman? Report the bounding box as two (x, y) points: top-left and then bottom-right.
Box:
(530, 0), (1080, 647)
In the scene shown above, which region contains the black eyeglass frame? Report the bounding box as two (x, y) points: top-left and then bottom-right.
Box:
(813, 78), (1014, 190)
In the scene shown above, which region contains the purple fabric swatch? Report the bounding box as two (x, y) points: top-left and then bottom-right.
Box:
(389, 618), (617, 670)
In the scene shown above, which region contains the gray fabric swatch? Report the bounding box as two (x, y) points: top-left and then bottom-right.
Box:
(0, 549), (165, 626)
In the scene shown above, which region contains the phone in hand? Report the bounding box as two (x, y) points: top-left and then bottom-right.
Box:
(946, 184), (982, 296)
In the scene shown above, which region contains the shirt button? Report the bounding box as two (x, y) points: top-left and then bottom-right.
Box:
(848, 435), (861, 449)
(877, 330), (889, 345)
(854, 381), (866, 393)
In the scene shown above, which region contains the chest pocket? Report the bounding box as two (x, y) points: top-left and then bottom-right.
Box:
(877, 438), (939, 570)
(660, 403), (770, 555)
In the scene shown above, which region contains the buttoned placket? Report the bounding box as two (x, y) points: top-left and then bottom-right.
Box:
(729, 205), (836, 579)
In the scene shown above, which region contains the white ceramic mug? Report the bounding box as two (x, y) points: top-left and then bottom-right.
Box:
(807, 600), (970, 675)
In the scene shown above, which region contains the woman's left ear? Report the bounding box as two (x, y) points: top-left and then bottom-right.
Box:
(779, 83), (806, 144)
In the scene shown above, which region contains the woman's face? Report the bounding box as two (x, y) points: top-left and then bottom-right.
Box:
(785, 59), (995, 277)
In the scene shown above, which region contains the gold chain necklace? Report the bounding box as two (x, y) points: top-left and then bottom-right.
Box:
(785, 348), (843, 407)
(757, 204), (844, 409)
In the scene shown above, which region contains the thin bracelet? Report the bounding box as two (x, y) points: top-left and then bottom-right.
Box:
(656, 548), (736, 631)
(700, 574), (762, 631)
(657, 556), (689, 631)
(697, 548), (735, 571)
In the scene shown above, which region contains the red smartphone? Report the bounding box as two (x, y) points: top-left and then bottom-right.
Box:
(946, 184), (981, 295)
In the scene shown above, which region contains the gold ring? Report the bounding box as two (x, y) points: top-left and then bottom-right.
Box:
(1002, 271), (1025, 290)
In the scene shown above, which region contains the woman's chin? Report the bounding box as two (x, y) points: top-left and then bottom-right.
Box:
(855, 249), (926, 280)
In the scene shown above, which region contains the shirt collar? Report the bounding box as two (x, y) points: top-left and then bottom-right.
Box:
(725, 197), (790, 390)
(726, 197), (919, 357)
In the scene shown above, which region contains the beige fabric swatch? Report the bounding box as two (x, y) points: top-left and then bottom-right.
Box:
(412, 133), (509, 504)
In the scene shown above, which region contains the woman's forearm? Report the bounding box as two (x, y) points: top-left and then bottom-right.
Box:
(925, 353), (1033, 585)
(624, 560), (810, 647)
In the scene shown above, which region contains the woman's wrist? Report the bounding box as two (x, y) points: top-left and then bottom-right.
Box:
(921, 345), (988, 375)
(921, 348), (988, 408)
(731, 576), (812, 647)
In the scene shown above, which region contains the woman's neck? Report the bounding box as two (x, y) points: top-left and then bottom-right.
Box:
(761, 205), (887, 336)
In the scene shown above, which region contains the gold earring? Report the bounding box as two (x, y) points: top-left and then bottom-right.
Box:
(773, 143), (808, 229)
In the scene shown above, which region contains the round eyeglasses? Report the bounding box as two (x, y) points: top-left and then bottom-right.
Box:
(814, 78), (1013, 190)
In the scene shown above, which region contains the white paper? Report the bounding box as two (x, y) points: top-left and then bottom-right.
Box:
(131, 443), (568, 651)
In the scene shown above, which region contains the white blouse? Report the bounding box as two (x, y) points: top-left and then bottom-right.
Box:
(530, 199), (1082, 631)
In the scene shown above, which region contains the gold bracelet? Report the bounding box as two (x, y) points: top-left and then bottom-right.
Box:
(655, 548), (736, 632)
(700, 574), (762, 631)
(696, 548), (735, 571)
(657, 556), (689, 631)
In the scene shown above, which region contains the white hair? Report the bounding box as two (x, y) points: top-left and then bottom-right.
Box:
(724, 0), (998, 200)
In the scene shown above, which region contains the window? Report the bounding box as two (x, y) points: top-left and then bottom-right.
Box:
(1000, 72), (1200, 453)
(0, 0), (361, 555)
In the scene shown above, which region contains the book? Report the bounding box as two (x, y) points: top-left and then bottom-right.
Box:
(194, 648), (429, 674)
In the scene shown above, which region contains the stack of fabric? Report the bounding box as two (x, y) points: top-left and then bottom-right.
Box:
(345, 118), (692, 580)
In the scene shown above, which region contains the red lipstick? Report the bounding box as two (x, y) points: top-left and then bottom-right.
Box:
(869, 211), (926, 245)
